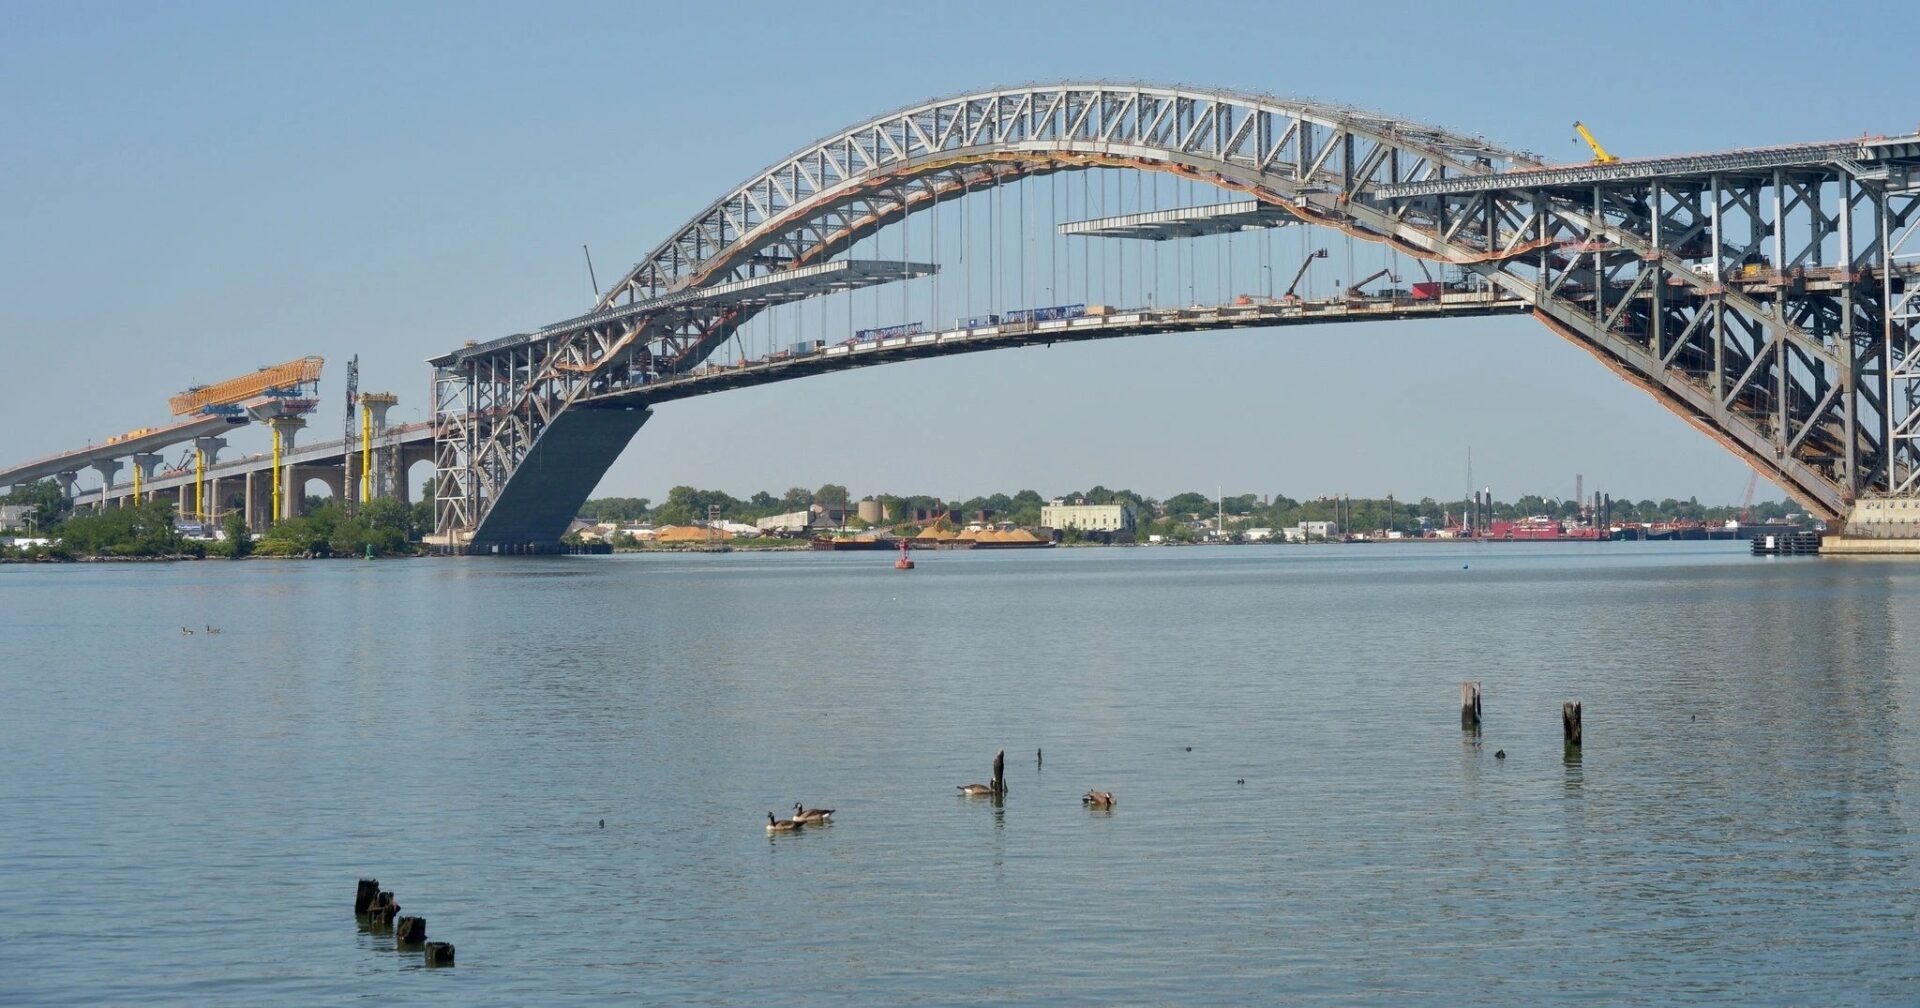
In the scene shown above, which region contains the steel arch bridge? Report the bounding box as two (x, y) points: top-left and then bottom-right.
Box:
(429, 82), (1920, 550)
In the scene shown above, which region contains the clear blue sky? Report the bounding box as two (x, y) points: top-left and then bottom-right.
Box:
(2, 2), (1903, 507)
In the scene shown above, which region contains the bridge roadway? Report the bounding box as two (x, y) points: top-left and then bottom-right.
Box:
(0, 395), (301, 494)
(62, 293), (1520, 527)
(602, 291), (1529, 405)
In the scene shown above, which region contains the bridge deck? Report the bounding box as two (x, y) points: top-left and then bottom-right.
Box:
(0, 395), (296, 488)
(599, 292), (1531, 406)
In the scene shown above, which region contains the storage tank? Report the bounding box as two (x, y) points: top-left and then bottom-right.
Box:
(857, 499), (887, 524)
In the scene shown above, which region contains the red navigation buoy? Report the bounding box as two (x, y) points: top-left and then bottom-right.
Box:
(894, 540), (915, 570)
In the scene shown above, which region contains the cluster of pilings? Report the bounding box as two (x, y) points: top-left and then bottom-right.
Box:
(1460, 681), (1583, 751)
(355, 878), (454, 967)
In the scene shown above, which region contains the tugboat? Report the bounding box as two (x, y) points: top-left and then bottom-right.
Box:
(894, 540), (915, 570)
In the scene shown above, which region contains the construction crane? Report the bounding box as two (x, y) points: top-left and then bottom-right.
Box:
(1346, 267), (1393, 299)
(1739, 470), (1760, 525)
(1281, 248), (1328, 302)
(169, 356), (325, 415)
(1573, 121), (1618, 163)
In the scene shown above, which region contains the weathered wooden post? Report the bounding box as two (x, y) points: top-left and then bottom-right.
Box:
(354, 879), (381, 915)
(1562, 701), (1582, 747)
(1460, 681), (1482, 730)
(366, 891), (399, 928)
(992, 748), (1006, 794)
(424, 941), (456, 966)
(395, 916), (427, 946)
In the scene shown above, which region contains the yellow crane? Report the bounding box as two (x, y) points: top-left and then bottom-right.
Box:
(168, 356), (325, 416)
(1573, 121), (1618, 163)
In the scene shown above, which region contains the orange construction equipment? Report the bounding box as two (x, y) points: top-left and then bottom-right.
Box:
(168, 357), (325, 416)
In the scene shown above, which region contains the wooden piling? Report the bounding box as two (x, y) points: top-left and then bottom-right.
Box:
(395, 916), (427, 946)
(354, 879), (381, 915)
(992, 748), (1006, 794)
(1562, 701), (1582, 747)
(366, 891), (399, 927)
(424, 941), (456, 966)
(1460, 681), (1482, 730)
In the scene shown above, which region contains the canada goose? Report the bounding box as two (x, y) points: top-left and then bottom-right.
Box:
(1082, 790), (1115, 808)
(958, 749), (1008, 796)
(792, 802), (834, 824)
(204, 625), (221, 635)
(180, 627), (194, 636)
(766, 812), (806, 832)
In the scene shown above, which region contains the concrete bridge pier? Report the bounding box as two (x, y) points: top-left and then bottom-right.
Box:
(189, 436), (226, 522)
(269, 416), (306, 521)
(53, 471), (77, 507)
(243, 468), (274, 530)
(130, 453), (161, 505)
(357, 392), (398, 501)
(89, 459), (122, 510)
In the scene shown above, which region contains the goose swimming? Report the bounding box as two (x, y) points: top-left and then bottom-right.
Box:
(958, 748), (1008, 796)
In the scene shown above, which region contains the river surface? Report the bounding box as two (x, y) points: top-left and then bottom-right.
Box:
(2, 542), (1918, 1004)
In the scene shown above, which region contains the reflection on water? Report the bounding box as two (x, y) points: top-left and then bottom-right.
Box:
(1, 543), (1918, 1004)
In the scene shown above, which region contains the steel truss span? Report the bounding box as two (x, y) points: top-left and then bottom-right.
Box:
(431, 82), (1920, 550)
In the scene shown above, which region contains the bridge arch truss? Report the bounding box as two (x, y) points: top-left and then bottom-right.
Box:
(430, 83), (1920, 549)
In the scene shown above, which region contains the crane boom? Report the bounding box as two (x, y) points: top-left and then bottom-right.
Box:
(1282, 248), (1328, 301)
(1573, 121), (1618, 163)
(1346, 267), (1393, 299)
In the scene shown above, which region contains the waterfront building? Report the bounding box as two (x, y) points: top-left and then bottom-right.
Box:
(756, 504), (854, 533)
(1041, 500), (1136, 533)
(1282, 521), (1341, 542)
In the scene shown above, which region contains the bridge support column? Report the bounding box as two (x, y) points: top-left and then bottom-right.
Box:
(53, 471), (77, 507)
(90, 459), (123, 511)
(130, 453), (161, 505)
(243, 470), (260, 529)
(193, 436), (226, 522)
(465, 406), (653, 551)
(357, 392), (397, 501)
(269, 416), (305, 522)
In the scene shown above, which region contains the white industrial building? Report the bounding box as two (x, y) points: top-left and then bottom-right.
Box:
(755, 504), (854, 534)
(1041, 500), (1136, 533)
(1281, 521), (1340, 542)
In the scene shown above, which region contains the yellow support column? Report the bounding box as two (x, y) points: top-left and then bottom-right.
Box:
(360, 406), (372, 502)
(194, 449), (205, 521)
(270, 426), (282, 523)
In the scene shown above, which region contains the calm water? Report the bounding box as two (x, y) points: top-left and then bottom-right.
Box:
(2, 543), (1918, 1004)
